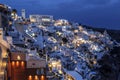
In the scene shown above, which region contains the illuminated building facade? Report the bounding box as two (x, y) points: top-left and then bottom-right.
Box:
(54, 19), (69, 26)
(29, 15), (53, 26)
(7, 52), (47, 80)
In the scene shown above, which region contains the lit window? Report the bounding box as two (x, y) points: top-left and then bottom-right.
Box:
(42, 18), (50, 22)
(17, 55), (21, 60)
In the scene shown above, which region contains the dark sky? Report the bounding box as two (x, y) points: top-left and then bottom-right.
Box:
(0, 0), (120, 30)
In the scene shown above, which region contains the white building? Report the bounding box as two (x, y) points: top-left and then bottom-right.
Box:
(29, 15), (53, 26)
(21, 9), (26, 19)
(54, 19), (69, 26)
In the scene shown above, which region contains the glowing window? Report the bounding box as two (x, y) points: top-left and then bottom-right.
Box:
(17, 55), (21, 60)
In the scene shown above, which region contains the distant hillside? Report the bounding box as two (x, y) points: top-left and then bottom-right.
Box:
(83, 25), (120, 42)
(82, 25), (120, 80)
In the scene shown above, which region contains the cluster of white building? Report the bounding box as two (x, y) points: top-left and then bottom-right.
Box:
(17, 16), (119, 80)
(2, 7), (119, 80)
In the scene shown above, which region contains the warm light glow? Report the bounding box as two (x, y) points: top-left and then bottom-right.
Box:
(16, 61), (19, 67)
(48, 64), (52, 67)
(21, 61), (25, 67)
(17, 55), (21, 60)
(68, 78), (72, 80)
(93, 60), (97, 65)
(56, 31), (62, 36)
(30, 18), (36, 22)
(34, 75), (38, 80)
(29, 75), (32, 80)
(52, 62), (56, 67)
(41, 75), (44, 80)
(74, 30), (78, 33)
(58, 70), (63, 74)
(12, 61), (15, 67)
(49, 60), (62, 71)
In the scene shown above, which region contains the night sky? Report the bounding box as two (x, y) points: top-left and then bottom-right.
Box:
(0, 0), (120, 30)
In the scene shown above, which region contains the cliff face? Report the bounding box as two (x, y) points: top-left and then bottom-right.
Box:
(107, 30), (120, 42)
(84, 25), (120, 80)
(96, 47), (120, 80)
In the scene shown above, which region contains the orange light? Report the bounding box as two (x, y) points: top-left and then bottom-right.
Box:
(29, 75), (32, 80)
(35, 75), (38, 80)
(16, 61), (19, 67)
(12, 61), (15, 67)
(41, 75), (44, 80)
(21, 61), (24, 67)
